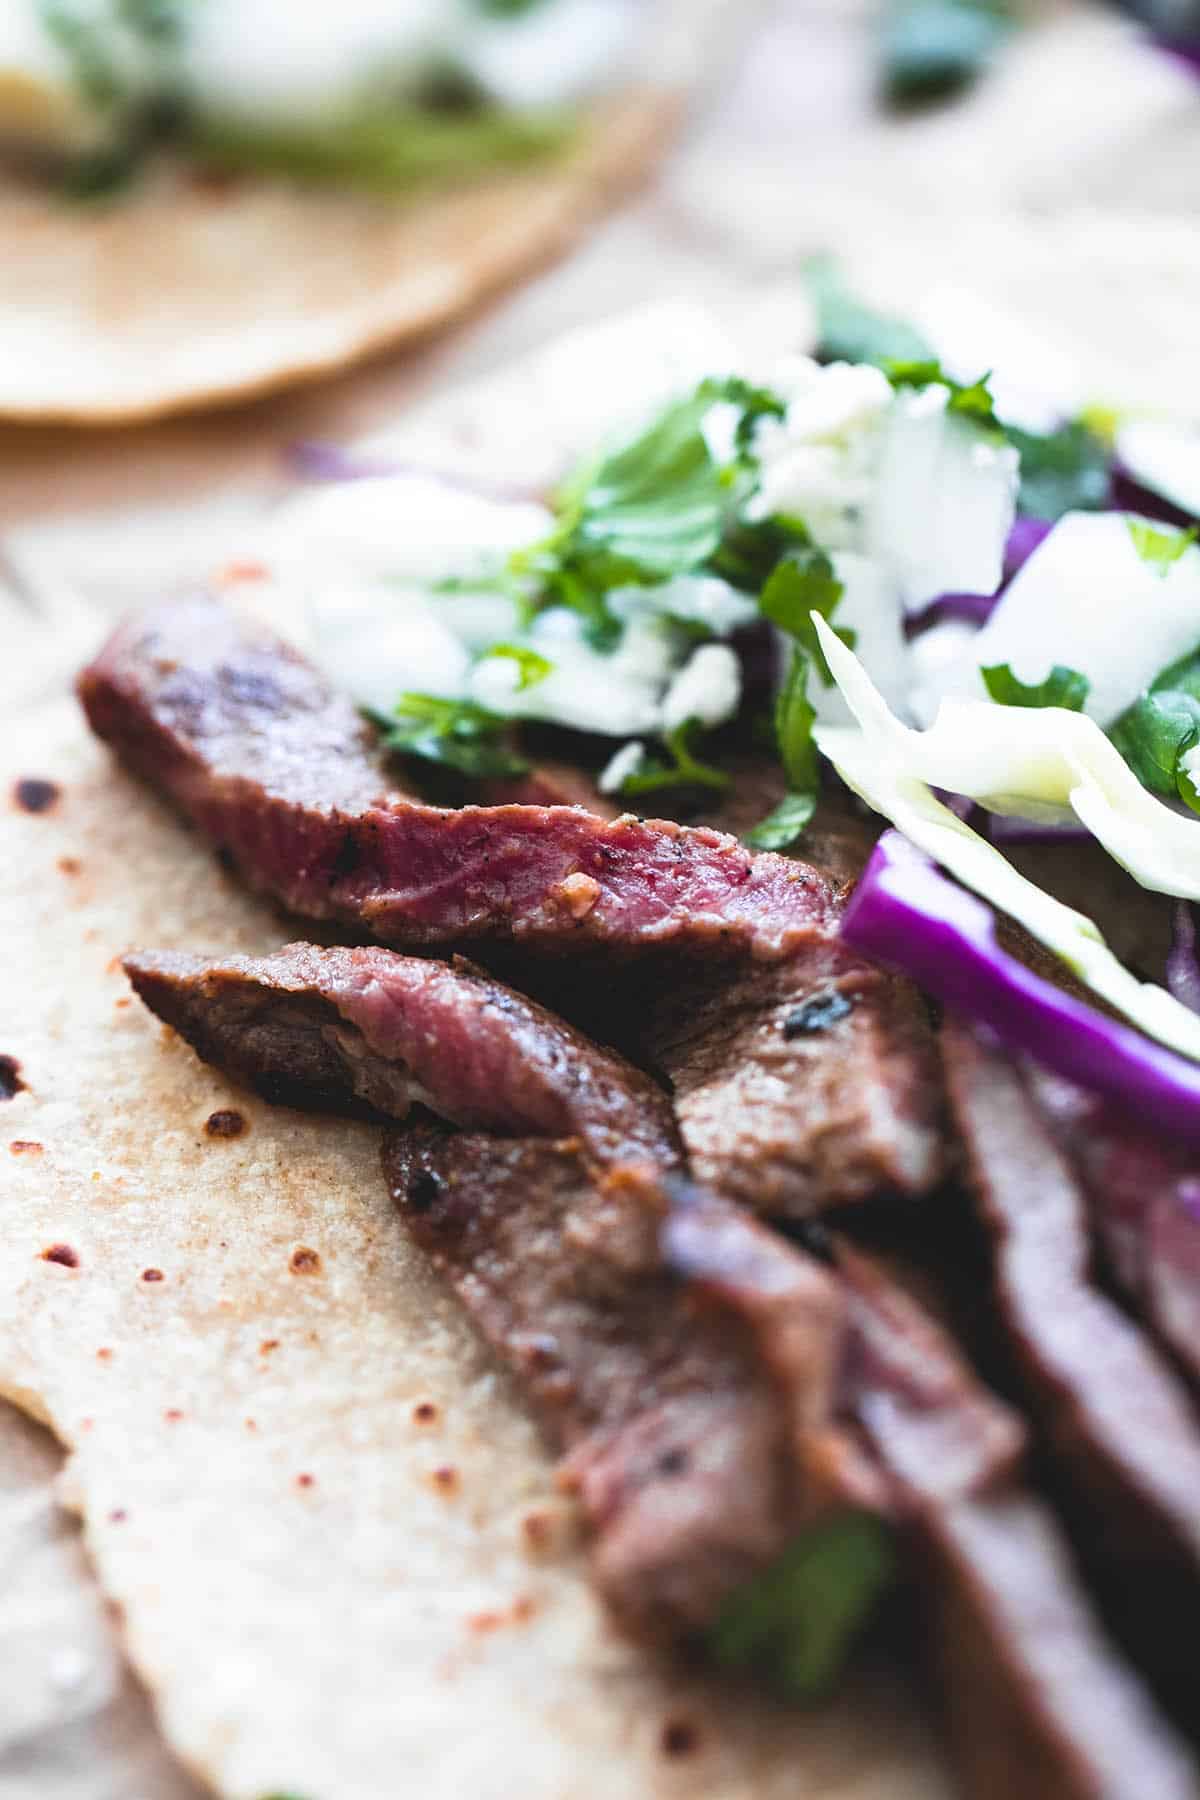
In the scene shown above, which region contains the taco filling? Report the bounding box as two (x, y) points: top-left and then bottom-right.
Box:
(0, 0), (639, 194)
(27, 290), (1200, 1795)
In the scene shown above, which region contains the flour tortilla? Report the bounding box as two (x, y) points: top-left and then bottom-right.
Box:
(0, 701), (950, 1799)
(0, 0), (739, 426)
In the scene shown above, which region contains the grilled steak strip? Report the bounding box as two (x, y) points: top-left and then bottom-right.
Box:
(382, 1128), (878, 1641)
(640, 940), (945, 1214)
(389, 1130), (1193, 1798)
(1026, 1064), (1200, 1391)
(668, 1197), (1198, 1800)
(621, 788), (946, 1213)
(79, 596), (838, 957)
(124, 944), (680, 1170)
(944, 1021), (1200, 1711)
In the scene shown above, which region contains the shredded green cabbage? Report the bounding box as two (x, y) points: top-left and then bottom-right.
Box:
(812, 615), (1200, 1062)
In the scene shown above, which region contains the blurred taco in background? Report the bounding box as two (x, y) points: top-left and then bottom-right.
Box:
(0, 0), (738, 422)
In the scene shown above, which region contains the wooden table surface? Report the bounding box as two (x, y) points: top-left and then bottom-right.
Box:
(1, 2), (1196, 1793)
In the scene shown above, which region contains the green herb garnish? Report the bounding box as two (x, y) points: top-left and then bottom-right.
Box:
(378, 694), (529, 779)
(981, 663), (1090, 712)
(804, 256), (935, 370)
(880, 0), (1014, 107)
(1126, 518), (1198, 579)
(745, 790), (819, 851)
(478, 644), (553, 691)
(616, 721), (730, 799)
(707, 1513), (894, 1698)
(884, 358), (1000, 433)
(1005, 420), (1111, 523)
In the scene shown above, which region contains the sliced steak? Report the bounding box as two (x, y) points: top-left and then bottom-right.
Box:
(79, 596), (837, 957)
(944, 1021), (1200, 1711)
(124, 943), (680, 1169)
(634, 793), (945, 1214)
(1026, 1064), (1200, 1391)
(668, 1199), (1198, 1800)
(382, 1128), (874, 1640)
(640, 938), (946, 1214)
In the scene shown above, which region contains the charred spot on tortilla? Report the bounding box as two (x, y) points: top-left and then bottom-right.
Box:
(12, 777), (60, 814)
(0, 1055), (26, 1099)
(204, 1107), (246, 1138)
(289, 1246), (321, 1274)
(40, 1242), (79, 1268)
(141, 1266), (164, 1282)
(10, 1138), (42, 1155)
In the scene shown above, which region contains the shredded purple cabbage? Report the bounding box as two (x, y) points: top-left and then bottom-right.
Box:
(1003, 514), (1053, 580)
(905, 517), (1053, 641)
(842, 830), (1200, 1145)
(1168, 901), (1200, 1016)
(1110, 463), (1198, 530)
(1156, 36), (1200, 77)
(904, 591), (996, 640)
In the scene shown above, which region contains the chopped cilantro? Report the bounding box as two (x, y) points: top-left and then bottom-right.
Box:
(1151, 645), (1200, 704)
(884, 358), (1000, 432)
(696, 374), (787, 460)
(981, 663), (1090, 711)
(880, 0), (1014, 106)
(707, 1513), (894, 1698)
(1127, 517), (1198, 578)
(773, 646), (819, 795)
(758, 552), (851, 685)
(1006, 419), (1111, 523)
(745, 790), (818, 851)
(377, 694), (529, 779)
(616, 721), (730, 798)
(478, 644), (553, 691)
(709, 513), (812, 596)
(804, 256), (935, 369)
(1111, 692), (1200, 805)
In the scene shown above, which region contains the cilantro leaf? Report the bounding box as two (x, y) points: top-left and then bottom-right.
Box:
(707, 1513), (894, 1698)
(478, 644), (553, 691)
(1127, 517), (1198, 578)
(378, 693), (529, 779)
(709, 513), (813, 596)
(774, 646), (819, 793)
(884, 358), (1000, 432)
(565, 392), (728, 579)
(759, 552), (852, 684)
(880, 0), (1014, 107)
(616, 721), (730, 798)
(745, 790), (818, 851)
(696, 374), (787, 459)
(1151, 645), (1200, 704)
(1110, 692), (1200, 799)
(1005, 419), (1111, 523)
(981, 663), (1090, 711)
(804, 256), (935, 369)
